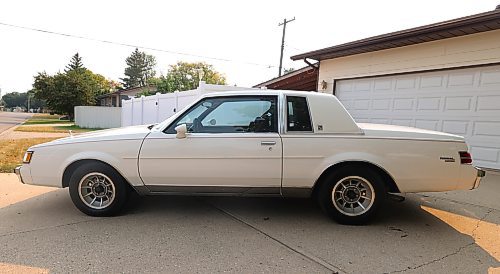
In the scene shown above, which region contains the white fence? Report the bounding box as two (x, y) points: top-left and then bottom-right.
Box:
(121, 82), (255, 127)
(75, 106), (121, 129)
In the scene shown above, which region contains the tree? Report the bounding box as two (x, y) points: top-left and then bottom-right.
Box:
(153, 62), (227, 94)
(33, 70), (111, 118)
(0, 91), (45, 110)
(27, 90), (46, 110)
(121, 48), (156, 89)
(65, 53), (85, 72)
(2, 92), (27, 108)
(33, 64), (111, 119)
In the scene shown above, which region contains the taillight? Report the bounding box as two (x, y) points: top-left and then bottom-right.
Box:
(459, 151), (472, 164)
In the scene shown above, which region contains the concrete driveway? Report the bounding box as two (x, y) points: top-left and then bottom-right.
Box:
(0, 173), (498, 273)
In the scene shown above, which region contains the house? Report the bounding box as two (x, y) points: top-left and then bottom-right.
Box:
(254, 65), (318, 91)
(261, 7), (500, 170)
(98, 85), (157, 107)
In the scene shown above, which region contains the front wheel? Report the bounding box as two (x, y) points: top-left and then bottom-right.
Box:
(68, 162), (129, 216)
(317, 166), (386, 225)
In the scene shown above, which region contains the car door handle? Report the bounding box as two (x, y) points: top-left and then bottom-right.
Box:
(261, 141), (276, 146)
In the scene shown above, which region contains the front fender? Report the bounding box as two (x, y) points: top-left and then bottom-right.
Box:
(29, 139), (144, 188)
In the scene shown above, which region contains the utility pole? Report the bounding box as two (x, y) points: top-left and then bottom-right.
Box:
(27, 93), (31, 112)
(278, 17), (295, 77)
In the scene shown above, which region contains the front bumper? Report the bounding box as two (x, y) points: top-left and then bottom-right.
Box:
(472, 168), (485, 190)
(14, 166), (25, 184)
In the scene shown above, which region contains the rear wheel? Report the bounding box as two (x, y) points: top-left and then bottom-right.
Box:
(68, 162), (128, 216)
(317, 166), (386, 225)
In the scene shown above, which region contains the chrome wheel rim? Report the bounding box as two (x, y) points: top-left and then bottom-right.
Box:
(78, 172), (115, 210)
(332, 176), (375, 216)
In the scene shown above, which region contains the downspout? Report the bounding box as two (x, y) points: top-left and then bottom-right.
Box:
(302, 58), (320, 92)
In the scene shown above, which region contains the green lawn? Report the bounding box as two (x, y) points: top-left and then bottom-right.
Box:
(23, 113), (70, 125)
(15, 124), (103, 133)
(17, 114), (104, 133)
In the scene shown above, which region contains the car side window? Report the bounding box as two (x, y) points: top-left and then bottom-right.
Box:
(165, 96), (278, 134)
(286, 96), (313, 132)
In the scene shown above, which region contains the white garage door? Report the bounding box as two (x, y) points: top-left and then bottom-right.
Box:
(335, 65), (500, 170)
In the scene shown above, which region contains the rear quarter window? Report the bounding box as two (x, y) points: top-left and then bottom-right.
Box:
(286, 96), (313, 132)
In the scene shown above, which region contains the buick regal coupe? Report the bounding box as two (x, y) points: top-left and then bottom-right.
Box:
(15, 90), (484, 224)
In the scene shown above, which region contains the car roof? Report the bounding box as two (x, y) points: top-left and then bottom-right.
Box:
(201, 89), (334, 98)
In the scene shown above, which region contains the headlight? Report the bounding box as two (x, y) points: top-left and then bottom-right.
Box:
(23, 151), (34, 164)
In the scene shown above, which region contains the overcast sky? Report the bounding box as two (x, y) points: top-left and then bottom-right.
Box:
(0, 0), (499, 96)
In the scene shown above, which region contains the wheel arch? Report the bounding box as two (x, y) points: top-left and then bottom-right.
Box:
(62, 159), (131, 189)
(312, 161), (400, 198)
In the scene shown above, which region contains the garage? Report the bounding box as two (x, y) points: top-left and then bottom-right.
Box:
(287, 7), (500, 170)
(335, 65), (500, 170)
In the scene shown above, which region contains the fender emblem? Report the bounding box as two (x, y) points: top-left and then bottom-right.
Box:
(439, 156), (455, 163)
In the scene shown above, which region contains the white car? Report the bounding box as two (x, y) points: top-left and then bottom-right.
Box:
(15, 90), (484, 224)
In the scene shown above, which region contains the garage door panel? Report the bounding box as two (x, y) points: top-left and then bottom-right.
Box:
(444, 96), (473, 110)
(396, 78), (416, 89)
(420, 75), (444, 88)
(393, 98), (415, 110)
(392, 119), (413, 127)
(473, 121), (500, 137)
(354, 81), (371, 91)
(476, 95), (500, 111)
(337, 82), (354, 92)
(448, 73), (475, 87)
(471, 146), (499, 162)
(415, 120), (439, 131)
(372, 99), (392, 110)
(442, 120), (469, 135)
(372, 118), (391, 124)
(356, 118), (371, 123)
(354, 100), (370, 110)
(416, 97), (441, 110)
(479, 69), (500, 85)
(335, 64), (500, 170)
(374, 79), (392, 90)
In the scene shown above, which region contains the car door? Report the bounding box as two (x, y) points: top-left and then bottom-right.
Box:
(138, 95), (282, 195)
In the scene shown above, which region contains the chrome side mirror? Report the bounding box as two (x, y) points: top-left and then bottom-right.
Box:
(175, 124), (188, 139)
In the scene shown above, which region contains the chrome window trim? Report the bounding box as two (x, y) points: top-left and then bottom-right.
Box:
(164, 95), (280, 134)
(284, 95), (314, 134)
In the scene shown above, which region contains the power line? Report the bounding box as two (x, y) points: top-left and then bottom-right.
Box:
(284, 43), (304, 52)
(0, 21), (276, 69)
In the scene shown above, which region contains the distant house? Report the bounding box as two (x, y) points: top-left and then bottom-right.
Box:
(98, 85), (157, 107)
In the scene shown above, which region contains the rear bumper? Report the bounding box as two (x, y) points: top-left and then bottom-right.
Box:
(14, 166), (25, 184)
(472, 168), (485, 190)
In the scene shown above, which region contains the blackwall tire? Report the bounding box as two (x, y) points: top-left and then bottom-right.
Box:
(68, 162), (129, 217)
(317, 166), (386, 225)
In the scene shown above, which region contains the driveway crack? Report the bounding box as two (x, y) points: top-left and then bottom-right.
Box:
(203, 199), (345, 274)
(389, 208), (494, 273)
(471, 208), (493, 238)
(388, 242), (474, 273)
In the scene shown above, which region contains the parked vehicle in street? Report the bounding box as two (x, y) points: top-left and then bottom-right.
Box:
(15, 90), (484, 224)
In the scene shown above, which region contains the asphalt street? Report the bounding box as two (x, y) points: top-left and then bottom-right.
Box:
(0, 172), (499, 273)
(0, 112), (32, 135)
